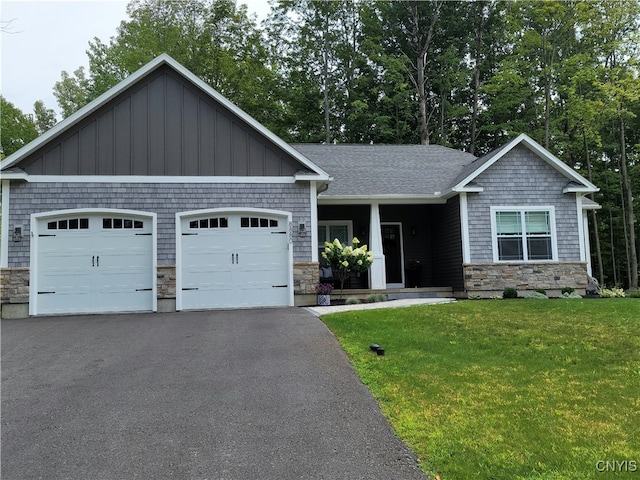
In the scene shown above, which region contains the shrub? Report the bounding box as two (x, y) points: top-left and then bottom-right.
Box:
(322, 237), (373, 297)
(626, 289), (640, 298)
(561, 287), (575, 295)
(562, 291), (583, 299)
(366, 293), (388, 303)
(503, 287), (518, 299)
(534, 288), (547, 295)
(526, 291), (549, 299)
(600, 287), (626, 298)
(346, 297), (360, 305)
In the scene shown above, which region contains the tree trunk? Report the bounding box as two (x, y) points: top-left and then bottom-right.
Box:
(619, 116), (638, 288)
(417, 53), (429, 145)
(323, 9), (331, 144)
(406, 0), (442, 145)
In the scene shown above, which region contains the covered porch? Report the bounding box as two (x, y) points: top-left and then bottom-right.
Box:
(317, 198), (465, 295)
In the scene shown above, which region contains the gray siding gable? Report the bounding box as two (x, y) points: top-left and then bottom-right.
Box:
(12, 65), (311, 177)
(466, 145), (582, 262)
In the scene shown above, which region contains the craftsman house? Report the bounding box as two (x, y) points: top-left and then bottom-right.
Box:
(0, 54), (598, 318)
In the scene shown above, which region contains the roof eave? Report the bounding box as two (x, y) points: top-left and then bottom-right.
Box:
(563, 185), (600, 194)
(294, 172), (332, 182)
(582, 203), (602, 210)
(318, 194), (447, 205)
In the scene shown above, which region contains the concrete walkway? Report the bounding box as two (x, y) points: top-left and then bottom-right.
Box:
(306, 297), (456, 316)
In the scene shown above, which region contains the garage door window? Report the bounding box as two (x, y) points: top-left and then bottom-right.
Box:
(47, 218), (89, 230)
(103, 218), (144, 229)
(189, 217), (229, 229)
(240, 216), (279, 228)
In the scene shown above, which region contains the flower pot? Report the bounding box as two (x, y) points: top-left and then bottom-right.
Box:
(317, 294), (331, 306)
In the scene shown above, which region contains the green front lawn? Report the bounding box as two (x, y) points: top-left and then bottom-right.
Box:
(321, 299), (640, 480)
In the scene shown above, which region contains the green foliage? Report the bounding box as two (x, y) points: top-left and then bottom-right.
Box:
(562, 291), (583, 299)
(561, 286), (575, 295)
(53, 67), (92, 119)
(321, 237), (373, 297)
(366, 293), (388, 303)
(503, 287), (518, 299)
(626, 289), (640, 298)
(32, 100), (57, 134)
(322, 237), (373, 273)
(345, 297), (360, 305)
(0, 96), (38, 158)
(534, 288), (547, 295)
(600, 287), (626, 298)
(54, 0), (280, 126)
(322, 299), (640, 479)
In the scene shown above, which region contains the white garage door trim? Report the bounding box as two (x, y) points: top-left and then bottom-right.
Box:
(30, 208), (157, 316)
(176, 208), (293, 311)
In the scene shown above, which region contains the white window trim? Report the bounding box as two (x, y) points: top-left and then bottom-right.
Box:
(490, 206), (558, 263)
(317, 220), (353, 246)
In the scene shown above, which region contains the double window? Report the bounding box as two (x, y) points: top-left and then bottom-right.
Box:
(492, 207), (556, 262)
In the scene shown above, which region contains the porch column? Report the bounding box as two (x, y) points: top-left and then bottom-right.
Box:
(369, 203), (386, 289)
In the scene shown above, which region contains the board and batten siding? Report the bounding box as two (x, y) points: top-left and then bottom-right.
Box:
(466, 145), (580, 263)
(16, 66), (308, 177)
(7, 182), (312, 267)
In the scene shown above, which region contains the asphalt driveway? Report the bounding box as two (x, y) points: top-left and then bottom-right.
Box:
(2, 308), (427, 480)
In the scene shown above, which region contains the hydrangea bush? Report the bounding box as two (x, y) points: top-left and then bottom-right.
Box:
(322, 237), (373, 297)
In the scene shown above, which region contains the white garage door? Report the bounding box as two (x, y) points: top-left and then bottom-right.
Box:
(33, 212), (155, 315)
(178, 212), (291, 310)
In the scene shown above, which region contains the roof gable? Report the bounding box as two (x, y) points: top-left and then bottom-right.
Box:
(449, 133), (598, 193)
(1, 54), (329, 180)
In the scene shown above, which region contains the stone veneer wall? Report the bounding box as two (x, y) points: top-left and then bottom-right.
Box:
(463, 262), (588, 297)
(157, 266), (176, 299)
(1, 268), (29, 304)
(293, 261), (320, 295)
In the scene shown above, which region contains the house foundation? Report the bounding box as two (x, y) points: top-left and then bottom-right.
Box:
(463, 262), (588, 297)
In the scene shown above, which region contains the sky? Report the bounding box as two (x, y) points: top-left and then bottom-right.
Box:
(1, 0), (271, 118)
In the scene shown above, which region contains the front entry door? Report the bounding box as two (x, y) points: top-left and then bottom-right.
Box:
(382, 223), (404, 287)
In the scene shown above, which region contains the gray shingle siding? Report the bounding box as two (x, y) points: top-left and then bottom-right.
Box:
(7, 182), (311, 267)
(467, 145), (580, 263)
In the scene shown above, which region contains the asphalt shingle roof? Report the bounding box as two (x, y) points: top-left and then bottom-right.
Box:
(291, 144), (477, 197)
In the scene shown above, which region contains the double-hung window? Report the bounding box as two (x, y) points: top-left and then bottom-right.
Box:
(492, 207), (556, 262)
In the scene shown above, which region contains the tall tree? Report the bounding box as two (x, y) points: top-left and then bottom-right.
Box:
(32, 100), (57, 134)
(53, 0), (282, 130)
(265, 0), (370, 143)
(584, 0), (640, 289)
(0, 96), (38, 158)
